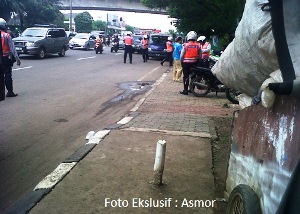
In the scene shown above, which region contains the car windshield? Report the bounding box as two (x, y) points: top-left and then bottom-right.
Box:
(21, 28), (48, 37)
(73, 34), (89, 39)
(150, 36), (168, 45)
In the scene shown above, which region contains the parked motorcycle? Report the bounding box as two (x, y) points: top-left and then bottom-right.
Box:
(110, 41), (119, 52)
(189, 56), (240, 104)
(95, 43), (103, 54)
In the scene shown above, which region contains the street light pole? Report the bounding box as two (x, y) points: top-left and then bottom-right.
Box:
(69, 0), (73, 31)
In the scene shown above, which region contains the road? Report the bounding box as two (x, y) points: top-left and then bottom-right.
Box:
(0, 47), (165, 212)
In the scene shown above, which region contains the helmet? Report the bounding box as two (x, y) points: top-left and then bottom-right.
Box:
(127, 32), (132, 36)
(0, 18), (6, 28)
(186, 31), (197, 41)
(143, 35), (148, 39)
(167, 36), (173, 41)
(197, 36), (206, 42)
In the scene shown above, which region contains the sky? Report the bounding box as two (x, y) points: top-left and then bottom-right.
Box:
(61, 10), (176, 33)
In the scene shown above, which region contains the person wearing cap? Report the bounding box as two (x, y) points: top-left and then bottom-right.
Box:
(123, 32), (133, 63)
(172, 36), (183, 82)
(160, 36), (173, 66)
(179, 31), (201, 95)
(0, 18), (21, 97)
(141, 35), (149, 62)
(197, 35), (211, 68)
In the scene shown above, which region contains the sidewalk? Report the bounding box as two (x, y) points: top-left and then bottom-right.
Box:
(6, 67), (235, 214)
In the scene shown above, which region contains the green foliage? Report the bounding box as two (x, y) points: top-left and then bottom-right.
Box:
(0, 0), (65, 30)
(141, 0), (246, 38)
(74, 12), (93, 33)
(92, 20), (107, 31)
(125, 25), (134, 33)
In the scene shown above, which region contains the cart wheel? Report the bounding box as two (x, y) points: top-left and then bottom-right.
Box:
(226, 184), (261, 214)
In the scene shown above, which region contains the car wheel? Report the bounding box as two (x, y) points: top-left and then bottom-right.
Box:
(37, 48), (45, 59)
(86, 44), (90, 51)
(70, 47), (73, 49)
(226, 184), (261, 214)
(58, 47), (66, 57)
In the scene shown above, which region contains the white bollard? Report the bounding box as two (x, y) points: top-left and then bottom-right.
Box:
(153, 140), (166, 186)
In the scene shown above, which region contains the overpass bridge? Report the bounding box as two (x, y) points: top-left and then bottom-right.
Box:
(59, 0), (168, 15)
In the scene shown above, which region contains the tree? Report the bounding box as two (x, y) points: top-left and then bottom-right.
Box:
(92, 20), (106, 31)
(74, 12), (93, 33)
(0, 0), (65, 30)
(125, 25), (135, 33)
(141, 0), (246, 38)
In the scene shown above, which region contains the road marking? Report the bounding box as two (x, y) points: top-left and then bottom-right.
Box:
(34, 162), (77, 190)
(13, 66), (32, 71)
(117, 117), (133, 124)
(138, 66), (160, 81)
(77, 56), (96, 61)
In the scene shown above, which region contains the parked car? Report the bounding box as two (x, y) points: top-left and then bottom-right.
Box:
(13, 25), (69, 59)
(69, 33), (97, 50)
(65, 31), (77, 40)
(132, 34), (142, 53)
(118, 35), (125, 50)
(148, 34), (169, 59)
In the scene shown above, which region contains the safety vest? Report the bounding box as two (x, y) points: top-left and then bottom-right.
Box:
(141, 38), (149, 49)
(124, 35), (133, 45)
(1, 31), (11, 57)
(166, 41), (173, 52)
(200, 42), (210, 59)
(96, 38), (103, 45)
(182, 41), (201, 63)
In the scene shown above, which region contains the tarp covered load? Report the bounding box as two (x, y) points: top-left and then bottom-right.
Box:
(211, 0), (280, 97)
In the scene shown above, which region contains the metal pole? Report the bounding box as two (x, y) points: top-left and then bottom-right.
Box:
(69, 0), (73, 31)
(0, 30), (5, 101)
(153, 140), (166, 186)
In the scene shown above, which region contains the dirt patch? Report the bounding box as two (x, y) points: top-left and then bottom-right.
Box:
(210, 116), (233, 213)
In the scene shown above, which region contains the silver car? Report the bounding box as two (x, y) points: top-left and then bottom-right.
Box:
(69, 33), (97, 50)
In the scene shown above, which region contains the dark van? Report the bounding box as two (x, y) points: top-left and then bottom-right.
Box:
(148, 34), (169, 59)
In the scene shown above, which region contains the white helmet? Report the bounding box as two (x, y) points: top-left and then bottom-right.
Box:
(197, 35), (206, 42)
(186, 31), (197, 41)
(167, 36), (173, 41)
(0, 18), (6, 28)
(143, 35), (148, 39)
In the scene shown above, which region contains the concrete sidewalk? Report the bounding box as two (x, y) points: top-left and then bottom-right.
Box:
(6, 68), (235, 214)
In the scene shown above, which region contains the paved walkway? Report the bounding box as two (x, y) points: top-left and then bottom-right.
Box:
(5, 67), (237, 214)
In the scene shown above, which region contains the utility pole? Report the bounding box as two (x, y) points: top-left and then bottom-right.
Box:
(69, 0), (73, 31)
(0, 31), (5, 101)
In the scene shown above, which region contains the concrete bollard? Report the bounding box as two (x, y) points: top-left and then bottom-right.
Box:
(153, 140), (166, 186)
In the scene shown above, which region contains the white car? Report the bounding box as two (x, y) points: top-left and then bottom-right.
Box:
(69, 33), (96, 50)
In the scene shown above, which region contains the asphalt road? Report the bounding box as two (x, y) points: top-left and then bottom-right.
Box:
(0, 47), (165, 212)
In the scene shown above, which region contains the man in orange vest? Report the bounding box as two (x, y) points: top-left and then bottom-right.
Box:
(180, 31), (201, 95)
(123, 32), (133, 63)
(197, 35), (211, 68)
(160, 36), (173, 66)
(141, 35), (149, 62)
(0, 18), (21, 97)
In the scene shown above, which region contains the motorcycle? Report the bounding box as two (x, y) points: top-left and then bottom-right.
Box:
(95, 42), (103, 54)
(110, 41), (119, 53)
(189, 56), (240, 104)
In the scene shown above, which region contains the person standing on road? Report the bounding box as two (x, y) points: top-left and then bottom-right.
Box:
(180, 31), (201, 95)
(197, 35), (211, 68)
(0, 18), (20, 97)
(172, 36), (183, 82)
(160, 36), (173, 66)
(123, 32), (133, 64)
(141, 35), (149, 62)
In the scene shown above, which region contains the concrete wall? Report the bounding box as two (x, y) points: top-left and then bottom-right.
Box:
(60, 0), (167, 14)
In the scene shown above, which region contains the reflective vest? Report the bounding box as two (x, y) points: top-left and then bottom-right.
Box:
(124, 35), (133, 45)
(166, 41), (173, 52)
(200, 42), (210, 59)
(1, 31), (11, 57)
(182, 41), (200, 63)
(141, 38), (149, 49)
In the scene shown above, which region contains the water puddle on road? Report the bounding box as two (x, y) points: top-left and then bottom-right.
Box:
(96, 81), (154, 116)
